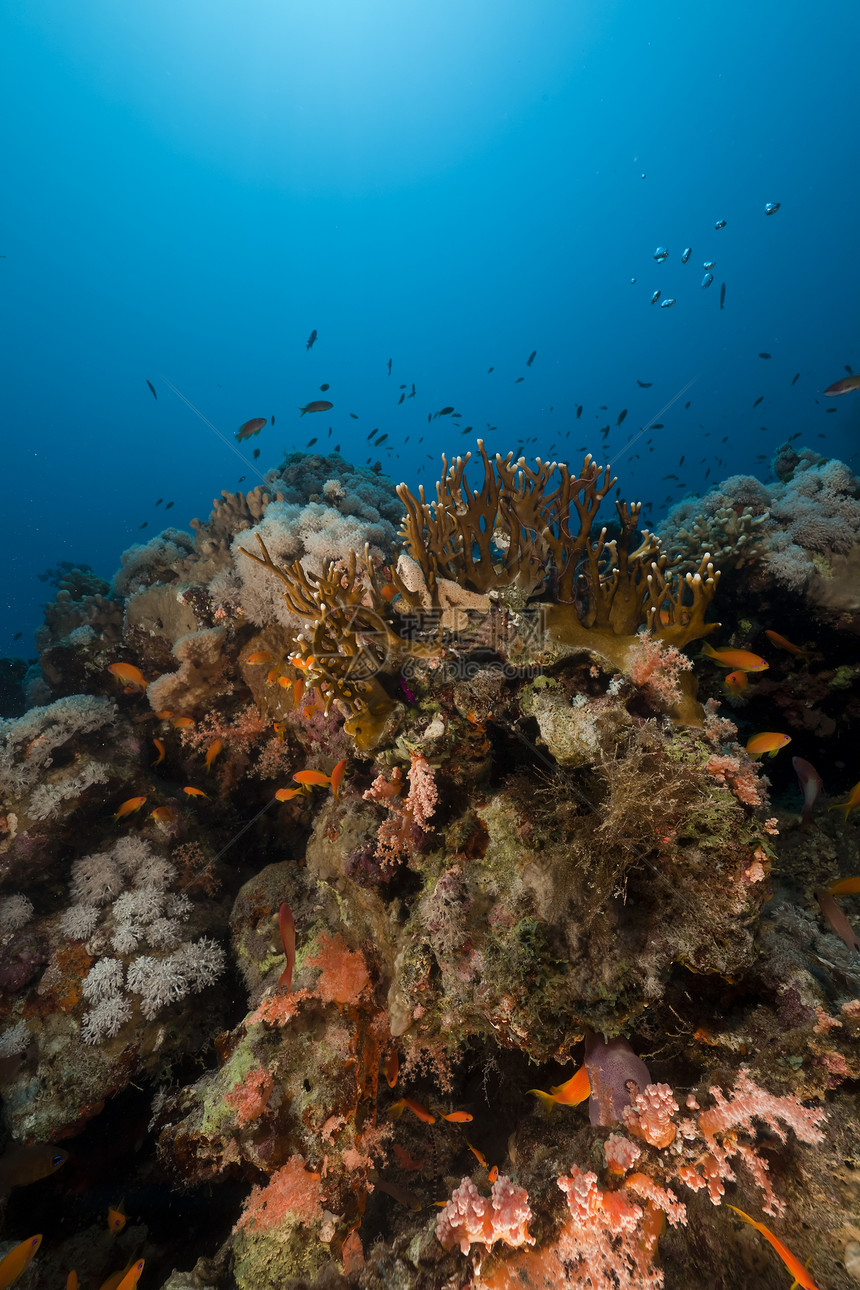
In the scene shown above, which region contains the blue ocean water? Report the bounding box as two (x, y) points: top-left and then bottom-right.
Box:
(2, 0), (859, 656)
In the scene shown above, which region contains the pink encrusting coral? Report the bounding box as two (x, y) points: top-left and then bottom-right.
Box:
(704, 752), (765, 807)
(235, 1153), (322, 1232)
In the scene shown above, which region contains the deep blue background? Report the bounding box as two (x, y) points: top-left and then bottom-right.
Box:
(3, 0), (859, 656)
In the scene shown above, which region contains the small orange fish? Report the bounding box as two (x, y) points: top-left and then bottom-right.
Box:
(723, 670), (748, 695)
(379, 584), (399, 603)
(155, 709), (175, 720)
(67, 1273), (79, 1290)
(152, 737), (165, 765)
(107, 1204), (126, 1233)
(830, 779), (860, 822)
(245, 650), (274, 665)
(439, 1111), (473, 1122)
(275, 787), (304, 802)
(828, 877), (860, 895)
(528, 1062), (591, 1113)
(204, 739), (222, 771)
(385, 1048), (399, 1088)
(103, 1259), (145, 1290)
(293, 679), (304, 706)
(466, 1141), (488, 1168)
(0, 1235), (41, 1289)
(113, 796), (147, 822)
(273, 723), (287, 740)
(171, 716), (195, 730)
(726, 1205), (820, 1289)
(389, 1097), (435, 1125)
(488, 1165), (499, 1183)
(764, 629), (809, 656)
(266, 668), (279, 686)
(293, 769), (332, 788)
(745, 732), (791, 759)
(108, 663), (147, 690)
(150, 806), (178, 825)
(392, 1143), (426, 1171)
(183, 786), (208, 798)
(330, 759), (347, 798)
(701, 643), (769, 672)
(0, 1143), (68, 1191)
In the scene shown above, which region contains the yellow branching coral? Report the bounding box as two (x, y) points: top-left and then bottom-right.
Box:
(241, 443), (723, 742)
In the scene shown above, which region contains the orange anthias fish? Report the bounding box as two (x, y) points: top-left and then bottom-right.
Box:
(0, 1143), (68, 1193)
(764, 629), (810, 657)
(701, 643), (769, 672)
(298, 400), (334, 416)
(183, 786), (208, 798)
(275, 787), (304, 802)
(330, 759), (347, 799)
(108, 662), (147, 690)
(723, 670), (748, 695)
(439, 1110), (473, 1122)
(170, 716), (195, 730)
(745, 732), (791, 759)
(100, 1259), (145, 1290)
(204, 739), (222, 771)
(107, 1203), (126, 1233)
(244, 650), (274, 665)
(152, 738), (166, 765)
(829, 877), (860, 895)
(278, 901), (296, 993)
(67, 1272), (79, 1290)
(236, 417), (267, 442)
(824, 372), (860, 397)
(388, 1097), (435, 1125)
(466, 1142), (488, 1168)
(293, 769), (333, 788)
(726, 1205), (821, 1289)
(151, 806), (178, 825)
(527, 1062), (591, 1113)
(113, 796), (147, 822)
(0, 1235), (41, 1290)
(385, 1048), (399, 1088)
(830, 778), (860, 822)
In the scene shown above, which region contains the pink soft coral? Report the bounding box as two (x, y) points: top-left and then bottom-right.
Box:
(436, 1175), (533, 1256)
(628, 631), (692, 708)
(235, 1154), (322, 1233)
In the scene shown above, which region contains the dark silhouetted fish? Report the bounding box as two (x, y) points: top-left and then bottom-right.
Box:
(320, 383), (330, 391)
(753, 396), (763, 408)
(526, 350), (537, 366)
(306, 438), (317, 447)
(439, 406), (454, 415)
(387, 358), (392, 375)
(576, 406), (582, 418)
(719, 282), (726, 309)
(651, 423), (664, 429)
(514, 376), (524, 383)
(165, 501), (174, 509)
(271, 415), (275, 425)
(759, 352), (772, 359)
(236, 417), (267, 441)
(376, 434), (389, 445)
(636, 380), (652, 387)
(349, 412), (358, 418)
(684, 401), (691, 408)
(306, 329), (317, 350)
(13, 631), (22, 640)
(138, 522), (148, 529)
(252, 450), (260, 460)
(398, 393), (405, 405)
(487, 366), (494, 373)
(617, 409), (627, 426)
(155, 498), (163, 506)
(299, 401), (333, 416)
(409, 384), (416, 398)
(791, 372), (800, 385)
(146, 379), (157, 400)
(368, 429), (378, 440)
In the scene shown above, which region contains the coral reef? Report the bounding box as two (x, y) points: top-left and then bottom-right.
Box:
(1, 444), (858, 1290)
